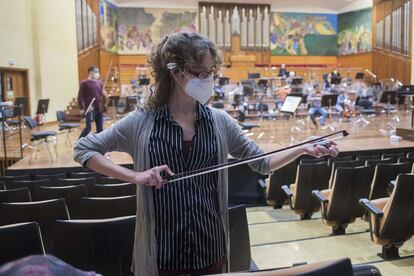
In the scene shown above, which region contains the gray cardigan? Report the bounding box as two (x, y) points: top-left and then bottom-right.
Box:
(73, 107), (271, 276)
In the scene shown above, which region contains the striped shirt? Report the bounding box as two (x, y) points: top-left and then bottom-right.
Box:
(149, 103), (226, 271)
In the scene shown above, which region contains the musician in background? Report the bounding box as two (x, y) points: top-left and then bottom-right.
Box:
(335, 90), (347, 116)
(77, 65), (106, 138)
(332, 69), (340, 78)
(279, 64), (287, 78)
(286, 71), (296, 86)
(307, 84), (328, 127)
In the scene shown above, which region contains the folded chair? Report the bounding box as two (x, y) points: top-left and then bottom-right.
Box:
(360, 173), (414, 259)
(312, 166), (375, 235)
(329, 160), (365, 187)
(266, 160), (297, 208)
(282, 161), (331, 219)
(0, 222), (45, 265)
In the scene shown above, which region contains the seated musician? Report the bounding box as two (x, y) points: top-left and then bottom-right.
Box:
(335, 90), (347, 115)
(307, 84), (328, 127)
(323, 73), (332, 91)
(332, 69), (341, 78)
(275, 85), (291, 109)
(343, 90), (357, 118)
(357, 86), (374, 109)
(286, 71), (296, 86)
(279, 64), (288, 78)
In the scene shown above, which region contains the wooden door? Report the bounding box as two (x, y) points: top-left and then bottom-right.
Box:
(0, 68), (30, 115)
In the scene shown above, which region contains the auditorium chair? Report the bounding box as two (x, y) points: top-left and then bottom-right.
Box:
(79, 195), (137, 219)
(382, 153), (405, 162)
(327, 155), (353, 168)
(0, 222), (45, 265)
(70, 171), (98, 179)
(56, 110), (80, 147)
(220, 258), (381, 276)
(24, 116), (58, 163)
(10, 179), (52, 201)
(53, 216), (136, 276)
(0, 182), (4, 190)
(369, 163), (412, 200)
(96, 176), (126, 185)
(356, 154), (381, 161)
(89, 183), (136, 197)
(229, 204), (252, 272)
(365, 158), (395, 167)
(398, 156), (414, 165)
(312, 166), (375, 235)
(407, 152), (414, 158)
(0, 175), (30, 188)
(299, 156), (328, 164)
(0, 198), (70, 252)
(360, 174), (414, 259)
(329, 159), (365, 187)
(228, 162), (266, 206)
(282, 161), (331, 219)
(38, 185), (87, 219)
(35, 173), (67, 184)
(0, 187), (31, 203)
(55, 177), (96, 195)
(266, 160), (297, 208)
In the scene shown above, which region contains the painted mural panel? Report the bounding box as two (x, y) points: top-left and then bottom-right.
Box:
(118, 8), (198, 54)
(99, 0), (119, 53)
(338, 8), (372, 55)
(270, 12), (338, 56)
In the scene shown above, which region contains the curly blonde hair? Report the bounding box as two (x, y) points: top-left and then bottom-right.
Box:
(147, 32), (222, 110)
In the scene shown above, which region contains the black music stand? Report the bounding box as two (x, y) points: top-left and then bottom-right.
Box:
(14, 97), (29, 116)
(321, 94), (338, 108)
(291, 78), (303, 86)
(380, 91), (397, 116)
(218, 77), (230, 86)
(36, 99), (50, 115)
(139, 78), (150, 86)
(330, 77), (342, 85)
(355, 72), (365, 79)
(125, 96), (138, 113)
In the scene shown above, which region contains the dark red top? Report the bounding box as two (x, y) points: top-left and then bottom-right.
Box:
(182, 140), (193, 161)
(77, 79), (103, 111)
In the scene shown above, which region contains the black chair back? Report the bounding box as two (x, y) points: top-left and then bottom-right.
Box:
(327, 155), (353, 167)
(35, 173), (67, 185)
(89, 183), (136, 197)
(356, 154), (380, 161)
(0, 175), (30, 188)
(96, 176), (126, 185)
(228, 162), (266, 206)
(329, 160), (365, 187)
(0, 198), (70, 252)
(71, 171), (98, 179)
(11, 179), (52, 201)
(38, 185), (88, 219)
(56, 177), (96, 195)
(53, 216), (136, 276)
(80, 195), (136, 219)
(229, 204), (251, 272)
(0, 187), (31, 203)
(365, 158), (394, 167)
(0, 222), (45, 265)
(267, 160), (297, 208)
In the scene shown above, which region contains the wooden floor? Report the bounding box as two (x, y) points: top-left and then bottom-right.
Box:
(247, 206), (414, 275)
(7, 110), (414, 171)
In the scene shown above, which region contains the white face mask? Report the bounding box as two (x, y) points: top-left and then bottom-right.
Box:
(93, 72), (100, 80)
(174, 72), (214, 104)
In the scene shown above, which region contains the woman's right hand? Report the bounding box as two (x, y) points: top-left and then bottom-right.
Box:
(132, 165), (174, 189)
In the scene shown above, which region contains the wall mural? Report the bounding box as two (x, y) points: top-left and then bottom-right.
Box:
(338, 8), (372, 55)
(117, 8), (198, 54)
(99, 0), (118, 53)
(270, 12), (338, 56)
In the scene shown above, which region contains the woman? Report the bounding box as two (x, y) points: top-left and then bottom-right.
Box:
(74, 32), (339, 276)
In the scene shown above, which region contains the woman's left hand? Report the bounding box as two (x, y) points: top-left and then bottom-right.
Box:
(302, 139), (339, 158)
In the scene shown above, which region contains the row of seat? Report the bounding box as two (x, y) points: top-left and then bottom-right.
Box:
(0, 203), (252, 275)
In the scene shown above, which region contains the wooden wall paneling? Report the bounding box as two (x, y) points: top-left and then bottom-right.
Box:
(337, 53), (373, 71)
(77, 45), (100, 82)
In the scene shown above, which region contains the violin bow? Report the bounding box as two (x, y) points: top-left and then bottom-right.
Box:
(164, 130), (349, 184)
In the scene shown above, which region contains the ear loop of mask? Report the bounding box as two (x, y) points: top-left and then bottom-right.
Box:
(170, 68), (188, 92)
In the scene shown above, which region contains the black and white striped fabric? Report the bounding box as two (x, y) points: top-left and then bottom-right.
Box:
(149, 103), (226, 271)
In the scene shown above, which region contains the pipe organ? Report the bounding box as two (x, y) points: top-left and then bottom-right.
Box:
(199, 2), (271, 66)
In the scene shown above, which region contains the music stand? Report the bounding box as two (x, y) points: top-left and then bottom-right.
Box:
(380, 91), (397, 116)
(107, 95), (120, 120)
(125, 96), (138, 113)
(139, 78), (150, 86)
(321, 94), (338, 108)
(14, 97), (29, 116)
(330, 77), (342, 85)
(218, 77), (230, 86)
(281, 96), (302, 115)
(36, 99), (50, 115)
(291, 78), (303, 86)
(248, 72), (260, 79)
(355, 72), (365, 79)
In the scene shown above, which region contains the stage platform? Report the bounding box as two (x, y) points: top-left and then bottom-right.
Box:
(6, 111), (414, 175)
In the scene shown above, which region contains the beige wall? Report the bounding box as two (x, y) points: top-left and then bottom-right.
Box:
(0, 0), (79, 122)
